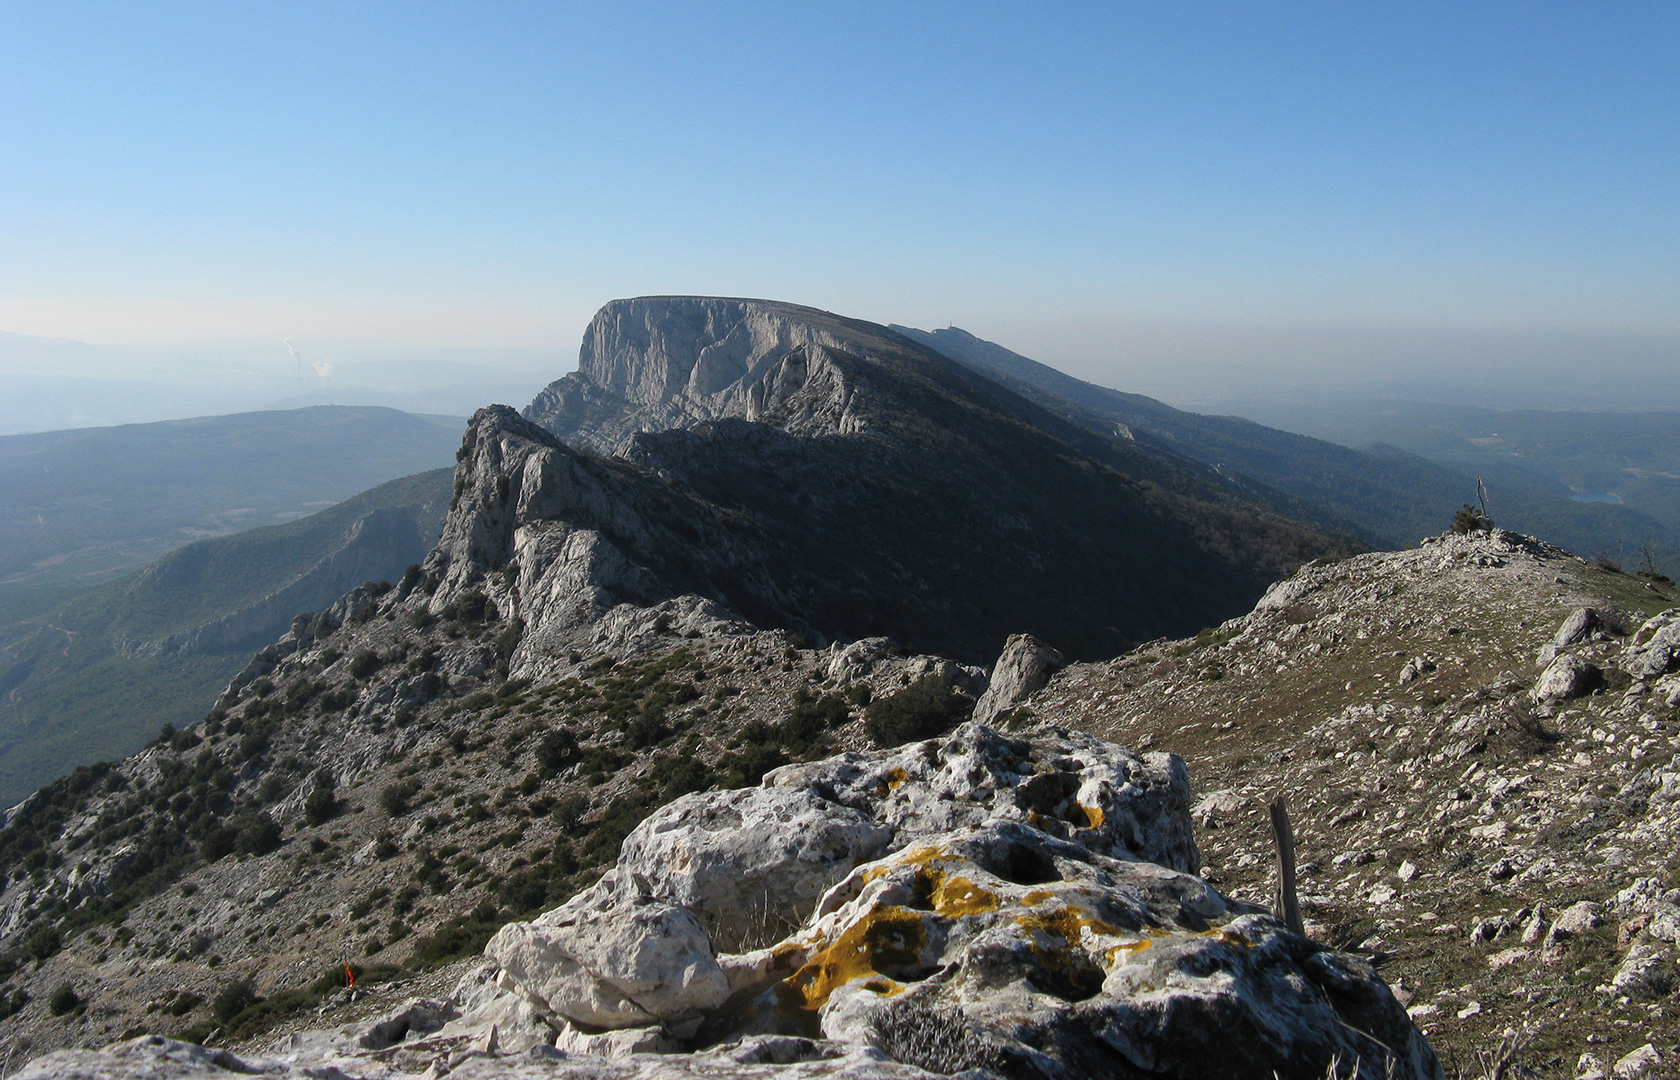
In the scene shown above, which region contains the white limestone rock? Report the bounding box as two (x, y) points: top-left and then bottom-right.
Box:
(608, 784), (894, 953)
(1613, 1043), (1663, 1079)
(1624, 609), (1680, 679)
(486, 891), (730, 1029)
(1534, 652), (1600, 701)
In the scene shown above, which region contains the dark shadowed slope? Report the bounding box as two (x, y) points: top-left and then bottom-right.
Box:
(892, 324), (1680, 561)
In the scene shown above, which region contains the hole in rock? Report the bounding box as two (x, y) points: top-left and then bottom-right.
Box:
(992, 842), (1059, 887)
(1027, 949), (1105, 1002)
(1015, 771), (1084, 824)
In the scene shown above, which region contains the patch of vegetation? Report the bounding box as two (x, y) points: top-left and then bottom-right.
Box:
(303, 772), (338, 826)
(208, 964), (399, 1042)
(864, 677), (972, 747)
(1451, 504), (1493, 534)
(413, 901), (505, 967)
(380, 779), (420, 817)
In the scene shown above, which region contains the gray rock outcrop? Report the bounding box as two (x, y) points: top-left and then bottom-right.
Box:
(972, 633), (1065, 725)
(1624, 609), (1680, 679)
(16, 723), (1437, 1080)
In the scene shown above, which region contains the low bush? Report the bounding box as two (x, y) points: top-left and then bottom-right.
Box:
(1451, 503), (1493, 534)
(379, 780), (420, 817)
(48, 982), (79, 1015)
(303, 775), (338, 826)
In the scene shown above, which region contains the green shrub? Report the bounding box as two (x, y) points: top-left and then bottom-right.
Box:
(864, 677), (971, 748)
(722, 741), (787, 789)
(303, 775), (338, 826)
(26, 925), (61, 964)
(200, 825), (239, 861)
(234, 812), (283, 857)
(1451, 503), (1492, 534)
(0, 987), (29, 1022)
(212, 979), (259, 1022)
(494, 621), (525, 661)
(413, 902), (503, 967)
(47, 982), (79, 1015)
(380, 780), (419, 817)
(783, 694), (848, 747)
(535, 730), (580, 774)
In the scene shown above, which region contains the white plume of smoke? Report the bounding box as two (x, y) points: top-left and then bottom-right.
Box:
(311, 361), (332, 379)
(283, 337), (302, 379)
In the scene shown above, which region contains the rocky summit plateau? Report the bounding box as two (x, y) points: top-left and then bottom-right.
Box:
(0, 298), (1675, 1080)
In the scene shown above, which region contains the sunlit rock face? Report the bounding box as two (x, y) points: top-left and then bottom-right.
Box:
(18, 723), (1439, 1080)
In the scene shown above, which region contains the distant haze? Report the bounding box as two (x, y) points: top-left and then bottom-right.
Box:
(0, 333), (566, 434)
(5, 317), (1676, 438)
(1, 6), (1675, 426)
(970, 320), (1680, 419)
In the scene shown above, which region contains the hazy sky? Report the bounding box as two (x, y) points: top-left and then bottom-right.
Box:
(2, 2), (1676, 391)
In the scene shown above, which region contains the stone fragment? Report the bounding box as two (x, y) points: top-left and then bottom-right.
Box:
(1613, 1043), (1662, 1079)
(1578, 1052), (1608, 1080)
(1553, 901), (1604, 936)
(551, 1021), (679, 1056)
(1191, 788), (1247, 829)
(358, 998), (459, 1049)
(1608, 942), (1676, 1000)
(1555, 607), (1601, 649)
(825, 637), (898, 683)
(1624, 611), (1680, 679)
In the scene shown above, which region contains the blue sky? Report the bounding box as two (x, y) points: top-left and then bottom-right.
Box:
(1, 2), (1676, 385)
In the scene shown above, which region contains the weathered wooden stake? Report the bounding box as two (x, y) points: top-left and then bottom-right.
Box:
(1269, 796), (1304, 936)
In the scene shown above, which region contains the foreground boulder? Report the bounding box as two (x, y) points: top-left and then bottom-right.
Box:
(18, 724), (1438, 1080)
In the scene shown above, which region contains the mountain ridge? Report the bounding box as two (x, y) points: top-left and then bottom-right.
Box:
(892, 324), (1680, 560)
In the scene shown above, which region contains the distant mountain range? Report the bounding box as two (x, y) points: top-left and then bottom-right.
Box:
(0, 468), (451, 805)
(0, 405), (463, 592)
(1, 306), (1672, 808)
(0, 405), (467, 805)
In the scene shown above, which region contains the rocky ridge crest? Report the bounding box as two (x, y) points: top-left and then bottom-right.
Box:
(1018, 527), (1680, 1076)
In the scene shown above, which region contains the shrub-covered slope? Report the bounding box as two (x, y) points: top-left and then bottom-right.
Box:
(1022, 528), (1680, 1075)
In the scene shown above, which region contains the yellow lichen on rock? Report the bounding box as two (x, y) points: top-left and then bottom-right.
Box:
(777, 905), (930, 1015)
(1014, 902), (1122, 950)
(1105, 937), (1153, 965)
(925, 872), (999, 918)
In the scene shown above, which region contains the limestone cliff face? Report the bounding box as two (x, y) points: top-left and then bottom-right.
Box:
(511, 297), (1354, 664)
(424, 406), (784, 677)
(526, 298), (876, 450)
